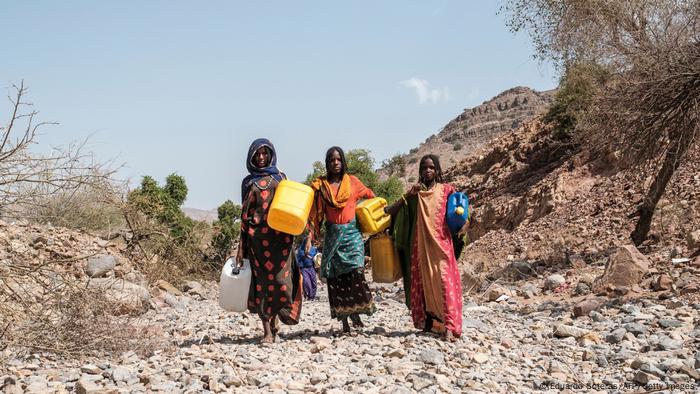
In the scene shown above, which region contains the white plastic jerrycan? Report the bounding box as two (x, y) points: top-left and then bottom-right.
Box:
(219, 257), (251, 312)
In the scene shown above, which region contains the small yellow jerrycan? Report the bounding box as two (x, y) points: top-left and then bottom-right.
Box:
(268, 180), (314, 235)
(370, 233), (402, 283)
(355, 197), (391, 235)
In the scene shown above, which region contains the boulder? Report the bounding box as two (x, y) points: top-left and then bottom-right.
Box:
(687, 230), (700, 250)
(85, 254), (117, 278)
(573, 298), (603, 317)
(597, 245), (649, 289)
(88, 278), (150, 311)
(544, 274), (566, 290)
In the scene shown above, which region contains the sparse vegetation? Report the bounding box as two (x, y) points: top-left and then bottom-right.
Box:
(505, 0), (700, 244)
(453, 142), (463, 151)
(543, 62), (609, 140)
(211, 200), (242, 262)
(124, 174), (213, 285)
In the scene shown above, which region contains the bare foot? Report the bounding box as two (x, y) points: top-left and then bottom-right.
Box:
(270, 316), (279, 336)
(350, 314), (364, 328)
(442, 331), (457, 342)
(341, 318), (351, 333)
(261, 335), (274, 344)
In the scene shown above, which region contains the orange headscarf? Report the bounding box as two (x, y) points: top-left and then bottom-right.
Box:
(308, 174), (352, 238)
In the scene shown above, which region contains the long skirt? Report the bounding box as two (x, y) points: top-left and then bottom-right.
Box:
(301, 267), (317, 300)
(247, 235), (303, 324)
(327, 268), (376, 320)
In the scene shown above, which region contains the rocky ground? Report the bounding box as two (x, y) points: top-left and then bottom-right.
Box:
(2, 263), (699, 394)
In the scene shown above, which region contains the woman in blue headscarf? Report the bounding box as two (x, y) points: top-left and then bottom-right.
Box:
(236, 138), (302, 344)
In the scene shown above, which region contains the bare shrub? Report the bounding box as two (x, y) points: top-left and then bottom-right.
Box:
(24, 177), (126, 233)
(0, 81), (118, 222)
(122, 200), (215, 286)
(0, 257), (166, 356)
(504, 0), (700, 244)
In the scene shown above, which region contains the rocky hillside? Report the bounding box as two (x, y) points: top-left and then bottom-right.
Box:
(380, 86), (554, 183)
(446, 119), (700, 276)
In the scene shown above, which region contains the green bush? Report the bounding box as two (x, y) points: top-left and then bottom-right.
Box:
(304, 149), (405, 204)
(128, 174), (194, 241)
(211, 200), (242, 262)
(453, 143), (463, 151)
(374, 176), (404, 204)
(544, 62), (609, 139)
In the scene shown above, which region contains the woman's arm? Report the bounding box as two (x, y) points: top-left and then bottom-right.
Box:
(384, 183), (421, 216)
(236, 189), (256, 264)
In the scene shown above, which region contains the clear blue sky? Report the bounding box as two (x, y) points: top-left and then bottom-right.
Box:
(1, 1), (556, 209)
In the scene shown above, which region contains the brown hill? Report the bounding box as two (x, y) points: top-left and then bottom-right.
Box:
(446, 117), (700, 295)
(380, 86), (555, 183)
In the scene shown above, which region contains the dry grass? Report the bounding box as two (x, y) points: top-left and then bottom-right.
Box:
(0, 257), (167, 357)
(122, 203), (218, 287)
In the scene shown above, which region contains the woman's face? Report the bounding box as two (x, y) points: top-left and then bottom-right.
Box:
(328, 150), (343, 176)
(420, 158), (436, 184)
(253, 146), (271, 168)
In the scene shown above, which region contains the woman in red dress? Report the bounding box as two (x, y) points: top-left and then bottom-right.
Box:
(237, 138), (302, 343)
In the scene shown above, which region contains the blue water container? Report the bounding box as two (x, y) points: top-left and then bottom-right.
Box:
(446, 192), (469, 234)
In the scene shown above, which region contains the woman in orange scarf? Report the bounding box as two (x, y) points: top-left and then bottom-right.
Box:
(306, 146), (377, 334)
(385, 154), (463, 341)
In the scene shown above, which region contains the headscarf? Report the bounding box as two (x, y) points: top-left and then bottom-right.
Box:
(308, 174), (352, 239)
(240, 138), (284, 200)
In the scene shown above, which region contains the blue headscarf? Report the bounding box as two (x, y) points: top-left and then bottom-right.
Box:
(241, 138), (285, 201)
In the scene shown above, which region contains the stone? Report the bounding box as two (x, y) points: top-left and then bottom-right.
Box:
(598, 245), (650, 289)
(419, 349), (444, 365)
(310, 373), (327, 385)
(553, 324), (589, 339)
(574, 282), (591, 295)
(657, 319), (683, 329)
(573, 298), (603, 317)
(472, 353), (489, 364)
(222, 375), (243, 387)
(633, 371), (653, 385)
(111, 367), (132, 383)
(589, 310), (605, 322)
(544, 274), (566, 290)
(506, 261), (536, 280)
(679, 365), (700, 380)
(639, 363), (665, 378)
(85, 254), (117, 278)
(87, 278), (150, 310)
(80, 365), (102, 375)
(653, 274), (673, 291)
(624, 323), (647, 336)
(517, 283), (538, 299)
(606, 328), (627, 344)
(155, 280), (182, 295)
(687, 229), (700, 250)
(75, 378), (105, 394)
(184, 281), (206, 298)
(485, 285), (512, 302)
(658, 337), (683, 351)
(384, 349), (406, 358)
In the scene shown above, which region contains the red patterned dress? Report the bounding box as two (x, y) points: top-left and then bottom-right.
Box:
(240, 175), (302, 324)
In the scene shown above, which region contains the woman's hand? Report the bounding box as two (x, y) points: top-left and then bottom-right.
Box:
(304, 237), (312, 255)
(406, 183), (422, 197)
(235, 247), (244, 267)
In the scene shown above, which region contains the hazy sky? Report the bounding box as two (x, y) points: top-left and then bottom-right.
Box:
(1, 1), (556, 209)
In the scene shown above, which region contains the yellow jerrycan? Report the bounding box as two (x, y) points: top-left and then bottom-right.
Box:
(370, 233), (402, 283)
(268, 180), (314, 235)
(355, 197), (391, 235)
